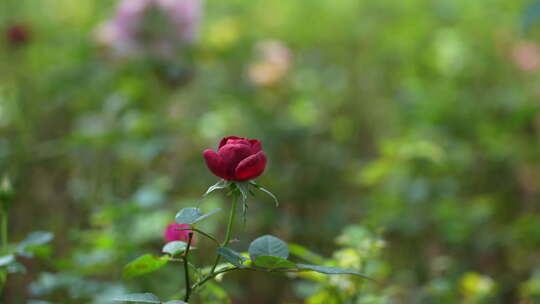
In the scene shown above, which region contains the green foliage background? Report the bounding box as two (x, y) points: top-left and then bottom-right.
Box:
(2, 0), (540, 303)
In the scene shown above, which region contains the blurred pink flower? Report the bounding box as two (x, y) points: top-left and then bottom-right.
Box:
(95, 0), (201, 58)
(511, 41), (540, 72)
(163, 223), (194, 243)
(248, 40), (292, 87)
(5, 24), (30, 47)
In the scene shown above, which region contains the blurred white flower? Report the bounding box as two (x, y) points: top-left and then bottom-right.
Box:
(95, 0), (201, 59)
(248, 40), (292, 87)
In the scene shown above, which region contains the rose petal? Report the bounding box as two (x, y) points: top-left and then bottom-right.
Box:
(234, 151), (267, 180)
(249, 139), (262, 153)
(227, 139), (251, 146)
(219, 136), (242, 149)
(218, 144), (253, 178)
(203, 149), (230, 179)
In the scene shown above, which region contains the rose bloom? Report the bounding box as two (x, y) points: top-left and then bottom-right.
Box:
(203, 136), (267, 181)
(164, 223), (194, 243)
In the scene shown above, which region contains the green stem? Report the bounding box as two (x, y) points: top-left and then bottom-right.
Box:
(190, 192), (239, 296)
(223, 194), (238, 246)
(209, 193), (238, 274)
(183, 232), (194, 302)
(176, 228), (220, 246)
(191, 267), (238, 291)
(188, 191), (240, 297)
(190, 266), (313, 294)
(1, 207), (7, 251)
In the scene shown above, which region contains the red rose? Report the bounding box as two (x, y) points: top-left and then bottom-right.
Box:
(203, 136), (267, 181)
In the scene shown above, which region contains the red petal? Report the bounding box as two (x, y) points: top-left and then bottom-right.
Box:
(218, 144), (253, 178)
(219, 136), (242, 149)
(249, 139), (262, 153)
(234, 151), (267, 180)
(203, 149), (230, 179)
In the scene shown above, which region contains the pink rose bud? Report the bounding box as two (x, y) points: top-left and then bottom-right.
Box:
(164, 223), (194, 243)
(203, 136), (267, 181)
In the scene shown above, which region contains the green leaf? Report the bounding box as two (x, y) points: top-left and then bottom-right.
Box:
(18, 231), (54, 251)
(218, 247), (248, 268)
(175, 207), (201, 224)
(250, 181), (279, 207)
(288, 243), (325, 264)
(112, 293), (161, 303)
(164, 301), (188, 304)
(204, 179), (231, 196)
(162, 241), (187, 256)
(297, 264), (371, 279)
(123, 254), (169, 279)
(175, 207), (220, 225)
(249, 235), (289, 260)
(0, 255), (14, 267)
(253, 256), (296, 270)
(193, 208), (220, 223)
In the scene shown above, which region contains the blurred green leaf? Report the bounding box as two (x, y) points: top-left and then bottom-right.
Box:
(18, 231), (54, 251)
(112, 293), (161, 303)
(0, 254), (14, 267)
(297, 264), (370, 279)
(123, 254), (169, 279)
(7, 261), (26, 274)
(288, 243), (325, 264)
(199, 281), (231, 304)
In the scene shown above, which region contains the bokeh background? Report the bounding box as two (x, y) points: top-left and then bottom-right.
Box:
(2, 0), (540, 303)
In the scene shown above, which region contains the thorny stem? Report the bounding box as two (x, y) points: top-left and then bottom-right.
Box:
(183, 232), (194, 302)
